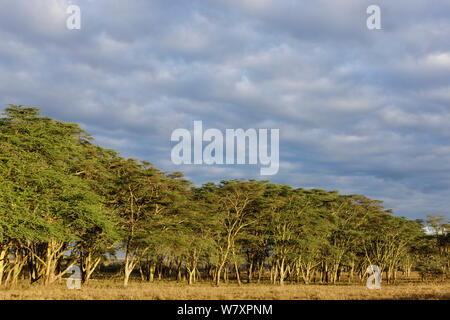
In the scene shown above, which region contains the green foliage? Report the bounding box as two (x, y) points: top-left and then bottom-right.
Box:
(0, 105), (447, 286)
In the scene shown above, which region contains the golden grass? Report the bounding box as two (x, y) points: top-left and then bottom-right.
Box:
(0, 280), (449, 300)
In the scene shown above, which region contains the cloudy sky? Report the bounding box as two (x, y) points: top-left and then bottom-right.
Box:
(1, 0), (449, 220)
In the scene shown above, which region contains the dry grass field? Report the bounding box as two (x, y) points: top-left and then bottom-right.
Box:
(0, 280), (448, 300)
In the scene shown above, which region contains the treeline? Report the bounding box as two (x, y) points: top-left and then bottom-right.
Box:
(0, 105), (448, 287)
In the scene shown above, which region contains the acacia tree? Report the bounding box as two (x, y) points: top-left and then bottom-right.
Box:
(324, 195), (380, 283)
(63, 142), (121, 284)
(110, 159), (157, 286)
(111, 158), (189, 286)
(197, 180), (265, 286)
(264, 186), (330, 285)
(239, 200), (270, 284)
(292, 193), (330, 285)
(0, 105), (116, 285)
(416, 215), (450, 280)
(1, 104), (443, 287)
(170, 186), (218, 285)
(361, 212), (422, 283)
(264, 184), (296, 285)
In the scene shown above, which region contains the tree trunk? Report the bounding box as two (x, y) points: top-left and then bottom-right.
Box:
(234, 260), (241, 286)
(247, 261), (253, 284)
(257, 261), (264, 283)
(0, 244), (11, 286)
(349, 260), (355, 283)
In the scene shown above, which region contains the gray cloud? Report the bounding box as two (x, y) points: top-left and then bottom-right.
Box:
(0, 0), (449, 219)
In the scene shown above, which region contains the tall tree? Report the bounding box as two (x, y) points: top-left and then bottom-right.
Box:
(0, 105), (116, 285)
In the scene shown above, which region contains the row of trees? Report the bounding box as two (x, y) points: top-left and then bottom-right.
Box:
(0, 105), (448, 287)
